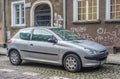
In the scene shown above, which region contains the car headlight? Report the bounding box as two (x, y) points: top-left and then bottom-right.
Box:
(84, 48), (98, 55)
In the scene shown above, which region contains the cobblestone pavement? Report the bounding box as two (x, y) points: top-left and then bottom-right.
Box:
(0, 55), (120, 79)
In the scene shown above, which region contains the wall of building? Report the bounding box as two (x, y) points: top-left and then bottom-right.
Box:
(66, 0), (120, 48)
(5, 0), (64, 37)
(5, 0), (120, 53)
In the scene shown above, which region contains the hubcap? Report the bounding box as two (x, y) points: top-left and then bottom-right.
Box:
(10, 52), (19, 64)
(65, 57), (77, 70)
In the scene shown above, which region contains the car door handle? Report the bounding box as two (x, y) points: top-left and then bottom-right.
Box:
(30, 44), (33, 46)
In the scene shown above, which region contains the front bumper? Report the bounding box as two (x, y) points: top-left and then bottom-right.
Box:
(82, 52), (108, 67)
(84, 52), (108, 61)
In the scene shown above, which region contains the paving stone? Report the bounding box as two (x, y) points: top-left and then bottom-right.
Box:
(0, 55), (120, 79)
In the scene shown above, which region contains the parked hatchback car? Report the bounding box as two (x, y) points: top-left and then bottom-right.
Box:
(7, 27), (108, 72)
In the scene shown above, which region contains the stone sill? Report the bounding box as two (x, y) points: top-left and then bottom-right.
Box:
(11, 26), (26, 29)
(72, 20), (101, 24)
(105, 19), (120, 23)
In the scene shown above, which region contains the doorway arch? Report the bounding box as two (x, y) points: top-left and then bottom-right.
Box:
(30, 1), (53, 27)
(34, 4), (51, 26)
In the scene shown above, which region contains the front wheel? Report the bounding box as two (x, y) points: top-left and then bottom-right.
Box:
(9, 50), (22, 65)
(63, 54), (82, 72)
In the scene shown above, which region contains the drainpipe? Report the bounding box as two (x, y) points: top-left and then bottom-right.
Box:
(63, 0), (66, 29)
(2, 0), (7, 48)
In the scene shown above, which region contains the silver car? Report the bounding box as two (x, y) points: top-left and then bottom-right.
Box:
(7, 27), (108, 72)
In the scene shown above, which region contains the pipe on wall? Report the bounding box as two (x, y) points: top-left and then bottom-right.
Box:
(2, 0), (7, 47)
(63, 0), (66, 29)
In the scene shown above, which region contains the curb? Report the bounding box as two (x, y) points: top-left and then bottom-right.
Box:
(106, 63), (120, 66)
(0, 47), (7, 55)
(0, 54), (6, 56)
(0, 45), (2, 47)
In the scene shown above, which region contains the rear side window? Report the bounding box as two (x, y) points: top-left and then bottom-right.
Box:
(20, 29), (32, 40)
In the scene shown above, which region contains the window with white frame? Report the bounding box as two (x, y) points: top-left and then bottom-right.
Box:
(11, 1), (25, 26)
(106, 0), (120, 20)
(73, 0), (99, 21)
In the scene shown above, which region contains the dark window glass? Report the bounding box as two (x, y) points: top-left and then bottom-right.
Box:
(32, 29), (55, 42)
(15, 4), (25, 25)
(20, 29), (31, 40)
(15, 5), (20, 24)
(51, 28), (82, 41)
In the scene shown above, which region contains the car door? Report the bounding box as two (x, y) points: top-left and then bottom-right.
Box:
(28, 29), (60, 62)
(16, 29), (32, 59)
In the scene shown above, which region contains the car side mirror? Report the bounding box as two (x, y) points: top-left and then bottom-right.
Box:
(48, 38), (57, 44)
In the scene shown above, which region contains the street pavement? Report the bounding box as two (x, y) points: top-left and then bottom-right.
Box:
(0, 47), (120, 79)
(107, 54), (120, 65)
(0, 47), (6, 55)
(0, 55), (120, 79)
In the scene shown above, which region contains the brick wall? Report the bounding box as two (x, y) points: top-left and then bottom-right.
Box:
(6, 0), (63, 37)
(66, 0), (120, 47)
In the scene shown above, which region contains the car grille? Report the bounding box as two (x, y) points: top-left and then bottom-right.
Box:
(99, 50), (107, 54)
(97, 51), (108, 61)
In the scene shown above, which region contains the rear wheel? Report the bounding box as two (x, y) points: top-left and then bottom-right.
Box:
(9, 50), (22, 65)
(63, 54), (82, 72)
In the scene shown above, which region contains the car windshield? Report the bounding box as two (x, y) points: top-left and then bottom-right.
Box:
(51, 28), (82, 41)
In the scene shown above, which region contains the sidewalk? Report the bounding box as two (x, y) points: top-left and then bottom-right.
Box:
(106, 54), (120, 65)
(0, 47), (120, 65)
(0, 47), (7, 55)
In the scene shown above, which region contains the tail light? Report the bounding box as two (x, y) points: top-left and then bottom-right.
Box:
(7, 39), (12, 45)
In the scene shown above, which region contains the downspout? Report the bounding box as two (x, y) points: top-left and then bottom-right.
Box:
(2, 0), (7, 47)
(63, 0), (66, 29)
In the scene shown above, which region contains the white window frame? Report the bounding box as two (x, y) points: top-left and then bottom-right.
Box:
(11, 1), (26, 27)
(73, 0), (99, 22)
(106, 0), (120, 20)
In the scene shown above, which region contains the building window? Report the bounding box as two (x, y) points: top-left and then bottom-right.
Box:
(106, 0), (120, 20)
(11, 1), (25, 26)
(111, 0), (120, 19)
(73, 0), (99, 21)
(78, 1), (86, 20)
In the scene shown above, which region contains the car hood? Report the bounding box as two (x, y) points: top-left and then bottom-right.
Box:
(70, 40), (106, 51)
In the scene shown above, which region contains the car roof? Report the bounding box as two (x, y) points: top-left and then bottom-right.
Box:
(20, 27), (62, 31)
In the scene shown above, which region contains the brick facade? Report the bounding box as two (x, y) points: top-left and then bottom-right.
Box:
(5, 0), (63, 37)
(66, 0), (120, 48)
(5, 0), (120, 53)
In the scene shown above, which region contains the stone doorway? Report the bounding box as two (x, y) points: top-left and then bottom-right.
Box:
(34, 4), (51, 26)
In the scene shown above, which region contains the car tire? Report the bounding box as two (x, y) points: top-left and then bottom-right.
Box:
(63, 54), (82, 72)
(9, 50), (22, 65)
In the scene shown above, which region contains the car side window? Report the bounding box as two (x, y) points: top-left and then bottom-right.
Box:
(20, 29), (31, 40)
(32, 29), (56, 42)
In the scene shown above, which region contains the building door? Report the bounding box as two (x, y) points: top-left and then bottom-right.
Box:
(34, 4), (51, 26)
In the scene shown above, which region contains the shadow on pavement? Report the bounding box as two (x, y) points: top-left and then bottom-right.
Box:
(0, 54), (6, 56)
(20, 61), (104, 73)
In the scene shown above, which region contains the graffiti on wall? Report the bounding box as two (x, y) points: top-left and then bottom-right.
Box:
(70, 26), (120, 46)
(54, 13), (63, 28)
